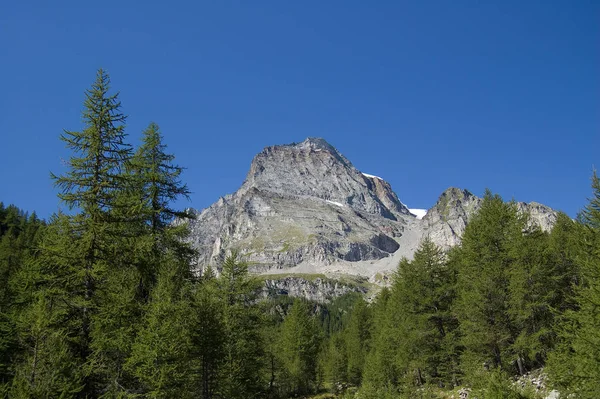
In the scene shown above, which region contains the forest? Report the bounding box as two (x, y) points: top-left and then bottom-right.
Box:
(0, 70), (599, 399)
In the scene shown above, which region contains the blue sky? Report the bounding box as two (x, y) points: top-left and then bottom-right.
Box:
(1, 0), (598, 219)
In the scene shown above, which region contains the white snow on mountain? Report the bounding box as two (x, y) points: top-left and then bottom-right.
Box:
(326, 200), (345, 208)
(362, 172), (382, 180)
(409, 209), (427, 219)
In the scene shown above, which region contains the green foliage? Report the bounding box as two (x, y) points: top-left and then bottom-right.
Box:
(324, 333), (347, 388)
(10, 295), (83, 398)
(0, 204), (44, 387)
(453, 191), (524, 375)
(361, 288), (398, 391)
(471, 368), (528, 399)
(390, 237), (458, 387)
(126, 260), (195, 398)
(344, 297), (371, 385)
(547, 172), (600, 398)
(215, 253), (265, 399)
(278, 299), (323, 396)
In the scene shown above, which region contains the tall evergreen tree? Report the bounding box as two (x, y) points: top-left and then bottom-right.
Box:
(453, 191), (524, 377)
(128, 122), (192, 301)
(389, 237), (458, 387)
(0, 206), (44, 391)
(126, 255), (195, 398)
(278, 299), (322, 396)
(344, 296), (372, 386)
(507, 218), (579, 373)
(190, 268), (225, 399)
(360, 288), (399, 397)
(325, 332), (348, 389)
(11, 214), (86, 397)
(130, 122), (190, 233)
(215, 253), (265, 399)
(48, 68), (131, 395)
(547, 172), (600, 398)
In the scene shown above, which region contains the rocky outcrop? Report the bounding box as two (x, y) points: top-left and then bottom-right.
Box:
(187, 138), (412, 272)
(422, 188), (558, 250)
(422, 188), (482, 249)
(260, 276), (368, 303)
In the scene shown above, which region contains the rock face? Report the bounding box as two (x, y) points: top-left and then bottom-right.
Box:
(187, 138), (412, 273)
(186, 137), (558, 283)
(260, 276), (368, 303)
(422, 188), (482, 249)
(422, 188), (558, 250)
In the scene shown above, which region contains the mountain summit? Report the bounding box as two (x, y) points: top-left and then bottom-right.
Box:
(186, 138), (557, 279)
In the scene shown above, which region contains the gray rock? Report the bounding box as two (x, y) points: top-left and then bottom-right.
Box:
(185, 137), (559, 288)
(260, 276), (367, 303)
(186, 137), (412, 273)
(422, 188), (556, 250)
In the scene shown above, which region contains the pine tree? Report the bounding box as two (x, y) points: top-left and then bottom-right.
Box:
(389, 237), (458, 387)
(344, 296), (371, 386)
(547, 172), (600, 398)
(190, 268), (225, 399)
(325, 333), (348, 389)
(130, 122), (190, 233)
(507, 219), (577, 372)
(0, 206), (44, 390)
(46, 69), (132, 395)
(215, 253), (265, 399)
(278, 299), (322, 396)
(11, 214), (87, 398)
(125, 256), (195, 398)
(453, 190), (524, 377)
(360, 288), (398, 396)
(11, 294), (82, 398)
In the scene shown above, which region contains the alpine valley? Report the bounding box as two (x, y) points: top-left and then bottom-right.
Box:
(185, 137), (557, 300)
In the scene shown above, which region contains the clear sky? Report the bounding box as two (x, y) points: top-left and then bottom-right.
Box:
(1, 0), (598, 219)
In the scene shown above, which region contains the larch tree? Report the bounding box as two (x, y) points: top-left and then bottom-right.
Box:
(390, 237), (458, 388)
(278, 299), (322, 396)
(50, 68), (132, 395)
(547, 172), (600, 398)
(453, 190), (523, 378)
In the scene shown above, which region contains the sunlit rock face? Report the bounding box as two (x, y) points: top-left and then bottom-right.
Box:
(186, 137), (412, 273)
(185, 137), (558, 287)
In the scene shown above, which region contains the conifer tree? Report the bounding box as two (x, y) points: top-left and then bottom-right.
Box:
(130, 122), (190, 233)
(215, 253), (265, 399)
(47, 69), (132, 395)
(126, 122), (192, 301)
(126, 256), (195, 398)
(325, 333), (348, 389)
(0, 207), (44, 391)
(11, 214), (87, 397)
(390, 237), (458, 387)
(278, 299), (322, 396)
(547, 172), (600, 398)
(344, 296), (371, 386)
(190, 267), (225, 399)
(453, 191), (524, 377)
(507, 222), (571, 372)
(360, 288), (398, 396)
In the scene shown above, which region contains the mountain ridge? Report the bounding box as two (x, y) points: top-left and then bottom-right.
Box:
(186, 138), (557, 282)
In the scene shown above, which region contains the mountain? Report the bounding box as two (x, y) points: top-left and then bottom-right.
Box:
(186, 137), (557, 285)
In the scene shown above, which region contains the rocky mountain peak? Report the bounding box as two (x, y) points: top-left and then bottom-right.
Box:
(424, 187), (479, 223)
(241, 137), (409, 219)
(185, 139), (558, 285)
(187, 138), (416, 272)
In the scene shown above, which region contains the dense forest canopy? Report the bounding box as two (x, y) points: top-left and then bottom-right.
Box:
(0, 70), (598, 398)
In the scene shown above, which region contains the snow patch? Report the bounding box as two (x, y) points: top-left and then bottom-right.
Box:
(362, 172), (382, 180)
(326, 200), (345, 208)
(409, 209), (427, 219)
